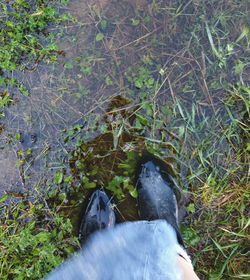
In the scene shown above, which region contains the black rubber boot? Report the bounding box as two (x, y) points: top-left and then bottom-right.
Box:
(135, 154), (184, 246)
(79, 190), (116, 244)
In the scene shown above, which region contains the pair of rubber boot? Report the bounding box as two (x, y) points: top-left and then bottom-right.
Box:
(79, 154), (184, 247)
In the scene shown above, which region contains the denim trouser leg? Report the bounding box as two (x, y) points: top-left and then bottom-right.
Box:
(44, 220), (184, 280)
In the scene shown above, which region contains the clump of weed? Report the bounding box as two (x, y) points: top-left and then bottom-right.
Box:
(0, 195), (79, 280)
(180, 83), (250, 278)
(0, 91), (13, 118)
(0, 0), (74, 95)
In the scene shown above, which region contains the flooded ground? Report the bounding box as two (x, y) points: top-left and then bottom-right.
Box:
(0, 0), (249, 278)
(1, 0), (245, 193)
(1, 0), (249, 218)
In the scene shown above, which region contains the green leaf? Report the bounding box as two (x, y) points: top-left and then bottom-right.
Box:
(0, 95), (12, 108)
(19, 85), (30, 96)
(131, 18), (140, 26)
(146, 77), (154, 88)
(105, 76), (113, 86)
(178, 126), (185, 137)
(46, 44), (59, 51)
(58, 192), (66, 201)
(58, 231), (64, 241)
(106, 176), (125, 199)
(64, 176), (73, 183)
(236, 26), (249, 43)
(129, 188), (138, 198)
(75, 160), (85, 169)
(36, 232), (50, 242)
(205, 22), (221, 60)
(234, 60), (245, 75)
(0, 194), (8, 203)
(246, 142), (250, 152)
(187, 203), (195, 213)
(64, 60), (74, 69)
(100, 19), (107, 30)
(135, 114), (148, 126)
(159, 68), (165, 76)
(84, 182), (96, 189)
(181, 225), (200, 247)
(0, 76), (5, 85)
(15, 133), (21, 141)
(95, 33), (104, 41)
(54, 171), (63, 185)
(134, 79), (143, 89)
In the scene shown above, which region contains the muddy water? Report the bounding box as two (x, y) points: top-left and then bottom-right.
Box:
(0, 0), (246, 199)
(0, 0), (156, 194)
(0, 0), (111, 193)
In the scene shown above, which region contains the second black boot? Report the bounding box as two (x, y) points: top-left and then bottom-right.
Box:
(135, 154), (184, 246)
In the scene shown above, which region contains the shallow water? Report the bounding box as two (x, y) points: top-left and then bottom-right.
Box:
(0, 0), (248, 202)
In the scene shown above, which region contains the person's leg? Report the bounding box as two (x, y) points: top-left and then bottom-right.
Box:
(135, 154), (200, 279)
(178, 255), (200, 280)
(77, 155), (200, 279)
(45, 220), (189, 280)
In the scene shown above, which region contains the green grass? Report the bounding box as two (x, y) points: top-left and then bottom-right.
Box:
(0, 195), (79, 280)
(0, 0), (74, 98)
(0, 0), (249, 279)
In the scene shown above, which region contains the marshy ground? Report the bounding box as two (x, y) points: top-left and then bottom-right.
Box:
(0, 0), (249, 279)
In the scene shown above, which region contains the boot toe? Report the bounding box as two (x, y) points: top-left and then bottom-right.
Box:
(79, 190), (116, 243)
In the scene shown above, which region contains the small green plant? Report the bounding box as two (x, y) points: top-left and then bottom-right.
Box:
(0, 0), (73, 93)
(0, 91), (13, 117)
(0, 196), (79, 280)
(0, 91), (12, 117)
(106, 175), (137, 199)
(125, 66), (156, 90)
(0, 92), (12, 108)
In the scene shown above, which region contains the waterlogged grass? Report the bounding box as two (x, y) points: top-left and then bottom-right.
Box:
(58, 1), (249, 278)
(0, 0), (79, 279)
(179, 86), (250, 278)
(0, 0), (249, 279)
(0, 0), (73, 100)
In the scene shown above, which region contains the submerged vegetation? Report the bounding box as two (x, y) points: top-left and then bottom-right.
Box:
(0, 0), (73, 99)
(0, 0), (249, 279)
